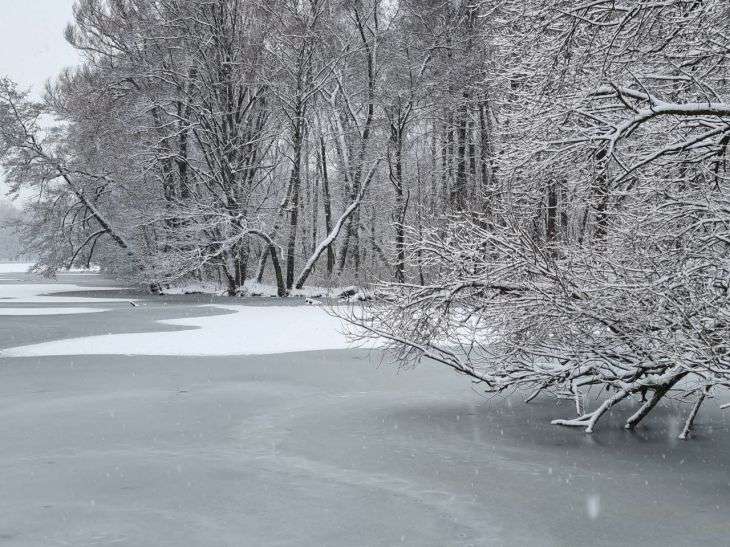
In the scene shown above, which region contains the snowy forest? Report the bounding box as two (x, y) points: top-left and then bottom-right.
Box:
(0, 0), (729, 436)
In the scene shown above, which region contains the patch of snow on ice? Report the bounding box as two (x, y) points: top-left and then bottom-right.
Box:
(2, 305), (369, 357)
(0, 263), (33, 274)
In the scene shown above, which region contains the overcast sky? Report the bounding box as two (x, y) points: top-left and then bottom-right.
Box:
(0, 0), (80, 92)
(0, 0), (80, 199)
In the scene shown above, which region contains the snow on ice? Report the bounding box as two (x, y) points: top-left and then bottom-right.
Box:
(3, 305), (366, 357)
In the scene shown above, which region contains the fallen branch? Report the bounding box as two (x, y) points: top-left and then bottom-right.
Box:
(679, 388), (710, 441)
(552, 387), (632, 433)
(294, 158), (381, 289)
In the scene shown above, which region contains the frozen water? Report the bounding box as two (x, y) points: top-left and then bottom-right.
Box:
(0, 271), (728, 546)
(0, 307), (110, 316)
(3, 305), (363, 357)
(0, 282), (127, 304)
(586, 494), (601, 520)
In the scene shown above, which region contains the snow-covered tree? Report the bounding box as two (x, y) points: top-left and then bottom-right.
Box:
(346, 0), (730, 437)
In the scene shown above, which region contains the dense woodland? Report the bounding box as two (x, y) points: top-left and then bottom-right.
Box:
(0, 0), (728, 433)
(3, 0), (500, 293)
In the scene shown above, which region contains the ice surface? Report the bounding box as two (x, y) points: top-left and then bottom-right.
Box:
(1, 274), (728, 546)
(1, 349), (728, 546)
(0, 282), (127, 304)
(0, 307), (110, 315)
(3, 305), (363, 357)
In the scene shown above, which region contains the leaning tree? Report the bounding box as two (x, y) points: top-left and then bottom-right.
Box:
(345, 0), (730, 437)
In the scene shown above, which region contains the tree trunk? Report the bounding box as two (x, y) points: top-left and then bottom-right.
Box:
(390, 122), (406, 283)
(546, 178), (558, 248)
(319, 136), (335, 276)
(286, 149), (302, 290)
(452, 98), (469, 211)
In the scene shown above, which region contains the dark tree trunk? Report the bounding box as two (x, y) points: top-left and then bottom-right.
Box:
(593, 147), (610, 241)
(390, 122), (406, 283)
(319, 137), (335, 276)
(546, 178), (558, 248)
(286, 115), (304, 290)
(452, 98), (469, 211)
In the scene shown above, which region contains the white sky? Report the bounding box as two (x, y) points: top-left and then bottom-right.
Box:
(0, 0), (80, 93)
(0, 0), (81, 200)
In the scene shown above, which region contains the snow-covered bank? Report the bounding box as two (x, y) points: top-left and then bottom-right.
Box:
(55, 266), (102, 275)
(160, 279), (373, 302)
(3, 305), (366, 357)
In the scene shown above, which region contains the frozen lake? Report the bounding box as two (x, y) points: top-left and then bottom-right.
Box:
(0, 268), (728, 546)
